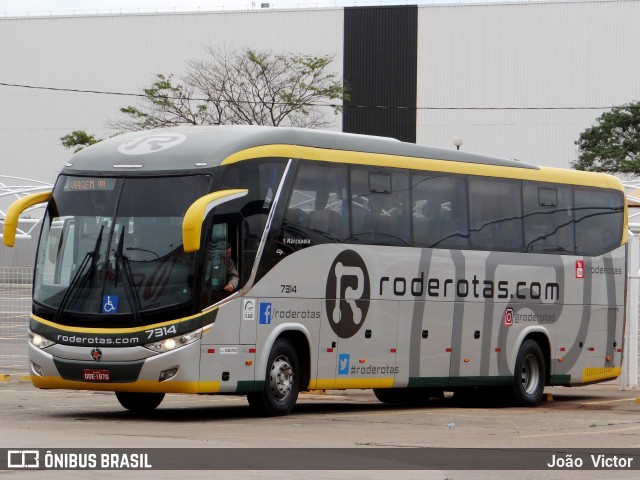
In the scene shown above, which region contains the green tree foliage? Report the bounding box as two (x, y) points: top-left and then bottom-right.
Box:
(111, 47), (349, 131)
(60, 130), (101, 152)
(572, 102), (640, 174)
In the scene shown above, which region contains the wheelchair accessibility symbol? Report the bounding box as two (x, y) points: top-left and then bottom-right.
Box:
(102, 295), (119, 314)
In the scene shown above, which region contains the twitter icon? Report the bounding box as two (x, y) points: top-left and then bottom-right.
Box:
(337, 353), (350, 375)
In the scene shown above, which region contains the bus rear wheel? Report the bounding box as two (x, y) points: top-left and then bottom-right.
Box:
(247, 338), (300, 416)
(115, 392), (165, 413)
(511, 339), (546, 406)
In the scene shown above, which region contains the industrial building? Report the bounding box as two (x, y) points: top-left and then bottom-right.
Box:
(0, 0), (639, 183)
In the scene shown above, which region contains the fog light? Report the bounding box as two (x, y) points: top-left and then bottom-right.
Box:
(159, 367), (178, 382)
(31, 362), (44, 377)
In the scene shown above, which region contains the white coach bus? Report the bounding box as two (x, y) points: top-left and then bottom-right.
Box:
(3, 126), (627, 415)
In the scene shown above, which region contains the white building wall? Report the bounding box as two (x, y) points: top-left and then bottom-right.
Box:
(2, 1), (640, 187)
(0, 9), (344, 185)
(417, 0), (640, 167)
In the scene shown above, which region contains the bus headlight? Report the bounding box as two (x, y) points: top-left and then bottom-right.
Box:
(29, 331), (56, 349)
(144, 325), (212, 353)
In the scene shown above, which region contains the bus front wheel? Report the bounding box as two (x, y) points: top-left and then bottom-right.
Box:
(247, 338), (300, 416)
(511, 339), (545, 406)
(115, 392), (165, 413)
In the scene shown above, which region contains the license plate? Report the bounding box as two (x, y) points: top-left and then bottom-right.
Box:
(82, 369), (111, 382)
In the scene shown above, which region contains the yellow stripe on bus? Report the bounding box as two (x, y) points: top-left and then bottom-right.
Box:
(311, 378), (395, 390)
(31, 376), (221, 394)
(222, 144), (625, 191)
(30, 311), (215, 335)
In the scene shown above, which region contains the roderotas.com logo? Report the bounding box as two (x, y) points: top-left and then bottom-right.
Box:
(325, 250), (370, 339)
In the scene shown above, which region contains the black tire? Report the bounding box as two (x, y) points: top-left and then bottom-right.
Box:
(511, 339), (546, 406)
(373, 388), (404, 404)
(247, 338), (300, 416)
(115, 392), (165, 413)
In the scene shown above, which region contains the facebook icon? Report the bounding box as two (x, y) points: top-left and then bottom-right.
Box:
(259, 302), (272, 325)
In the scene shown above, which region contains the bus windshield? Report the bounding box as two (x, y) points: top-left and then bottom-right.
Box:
(34, 174), (211, 323)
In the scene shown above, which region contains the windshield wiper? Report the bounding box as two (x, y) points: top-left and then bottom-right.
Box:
(114, 226), (142, 322)
(54, 225), (104, 322)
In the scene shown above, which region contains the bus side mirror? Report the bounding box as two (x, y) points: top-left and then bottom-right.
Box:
(182, 189), (248, 253)
(2, 191), (52, 247)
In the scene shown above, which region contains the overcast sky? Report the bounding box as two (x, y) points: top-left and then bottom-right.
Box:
(2, 0), (529, 16)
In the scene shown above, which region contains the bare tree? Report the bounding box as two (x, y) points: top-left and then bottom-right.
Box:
(109, 46), (348, 132)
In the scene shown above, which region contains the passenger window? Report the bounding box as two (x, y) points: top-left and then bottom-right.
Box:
(282, 163), (349, 249)
(469, 177), (523, 252)
(350, 167), (410, 246)
(412, 174), (468, 249)
(523, 183), (574, 254)
(574, 188), (624, 256)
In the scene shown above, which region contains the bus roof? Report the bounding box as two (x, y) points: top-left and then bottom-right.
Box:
(64, 125), (536, 173)
(62, 126), (622, 190)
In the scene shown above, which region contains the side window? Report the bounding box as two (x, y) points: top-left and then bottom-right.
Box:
(350, 167), (411, 246)
(523, 183), (574, 254)
(200, 223), (241, 307)
(282, 162), (349, 249)
(412, 173), (468, 249)
(218, 159), (286, 284)
(574, 188), (624, 256)
(469, 177), (523, 252)
(204, 224), (229, 291)
(40, 216), (75, 286)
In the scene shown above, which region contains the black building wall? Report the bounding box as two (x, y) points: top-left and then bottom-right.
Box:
(343, 6), (418, 143)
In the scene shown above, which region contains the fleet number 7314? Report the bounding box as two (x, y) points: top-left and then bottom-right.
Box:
(145, 325), (178, 339)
